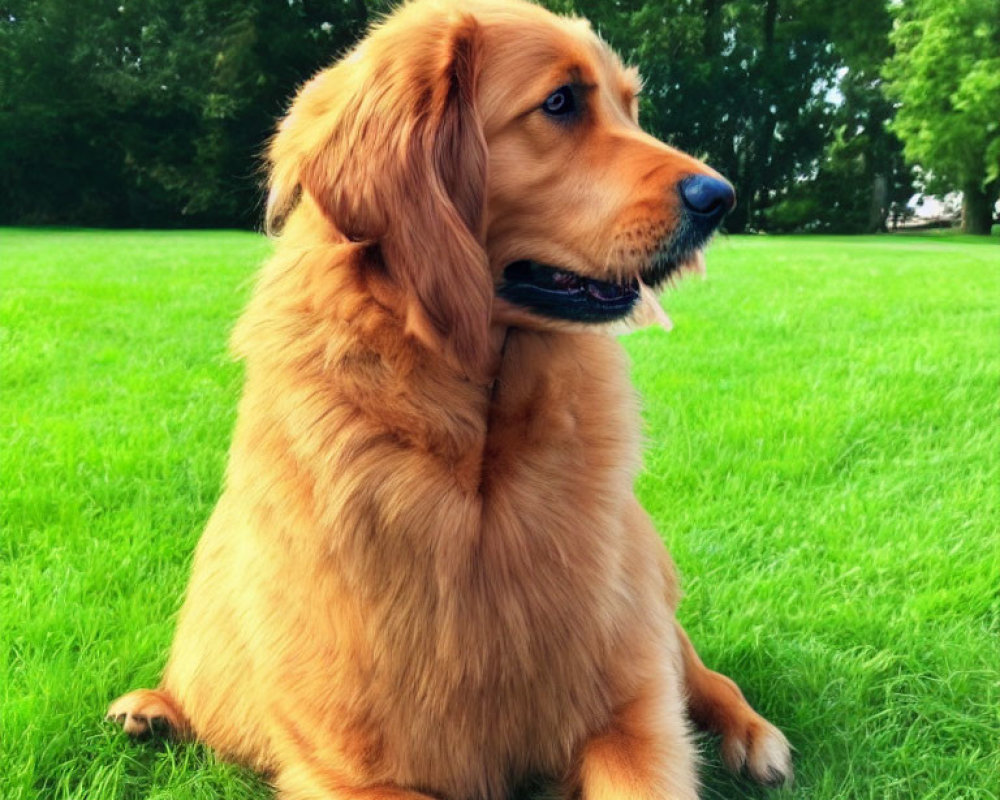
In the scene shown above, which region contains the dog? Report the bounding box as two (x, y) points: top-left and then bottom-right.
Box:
(107, 1), (792, 798)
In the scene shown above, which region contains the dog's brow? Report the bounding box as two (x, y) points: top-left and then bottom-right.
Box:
(558, 65), (597, 96)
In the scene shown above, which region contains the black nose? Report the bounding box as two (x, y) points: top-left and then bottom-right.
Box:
(679, 175), (736, 228)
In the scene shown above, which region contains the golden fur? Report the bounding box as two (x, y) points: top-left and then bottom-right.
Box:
(108, 2), (792, 798)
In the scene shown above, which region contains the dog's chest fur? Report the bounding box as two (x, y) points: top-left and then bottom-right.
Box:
(185, 326), (670, 798)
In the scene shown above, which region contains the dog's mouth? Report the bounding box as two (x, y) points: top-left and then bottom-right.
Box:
(498, 241), (704, 325)
(497, 261), (641, 323)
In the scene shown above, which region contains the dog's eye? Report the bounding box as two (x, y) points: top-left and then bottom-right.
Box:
(541, 86), (576, 118)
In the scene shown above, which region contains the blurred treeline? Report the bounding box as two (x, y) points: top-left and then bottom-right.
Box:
(1, 0), (997, 232)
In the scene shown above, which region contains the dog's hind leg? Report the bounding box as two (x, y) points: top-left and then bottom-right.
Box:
(638, 502), (792, 785)
(673, 621), (793, 786)
(106, 687), (189, 739)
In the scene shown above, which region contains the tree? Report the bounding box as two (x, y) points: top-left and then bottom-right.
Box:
(0, 0), (374, 226)
(555, 0), (886, 233)
(0, 0), (136, 224)
(0, 0), (936, 232)
(883, 0), (1000, 235)
(765, 0), (915, 232)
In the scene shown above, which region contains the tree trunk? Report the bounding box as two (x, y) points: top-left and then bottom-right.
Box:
(961, 181), (996, 235)
(749, 0), (779, 231)
(702, 0), (722, 55)
(868, 174), (888, 232)
(727, 155), (752, 233)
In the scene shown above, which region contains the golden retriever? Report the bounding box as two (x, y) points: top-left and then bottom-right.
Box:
(108, 1), (792, 798)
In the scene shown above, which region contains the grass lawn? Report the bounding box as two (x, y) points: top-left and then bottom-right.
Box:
(2, 228), (998, 799)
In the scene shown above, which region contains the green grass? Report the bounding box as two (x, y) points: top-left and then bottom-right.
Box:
(2, 228), (998, 799)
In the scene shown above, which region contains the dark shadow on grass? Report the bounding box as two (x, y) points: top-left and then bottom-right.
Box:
(92, 721), (799, 800)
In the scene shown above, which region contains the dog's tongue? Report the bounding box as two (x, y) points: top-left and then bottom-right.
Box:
(633, 281), (673, 331)
(630, 251), (707, 331)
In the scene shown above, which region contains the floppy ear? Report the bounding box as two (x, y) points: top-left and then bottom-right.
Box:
(266, 13), (491, 375)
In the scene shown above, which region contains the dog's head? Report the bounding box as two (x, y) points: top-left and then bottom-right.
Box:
(266, 0), (733, 373)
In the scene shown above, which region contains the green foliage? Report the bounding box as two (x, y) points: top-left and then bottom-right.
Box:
(0, 0), (370, 226)
(767, 128), (869, 233)
(885, 0), (1000, 186)
(765, 0), (914, 233)
(766, 125), (912, 234)
(0, 0), (923, 231)
(560, 0), (841, 232)
(883, 0), (1000, 233)
(3, 228), (998, 797)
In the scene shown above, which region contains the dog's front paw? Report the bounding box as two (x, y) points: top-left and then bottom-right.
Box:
(720, 715), (793, 786)
(106, 688), (185, 739)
